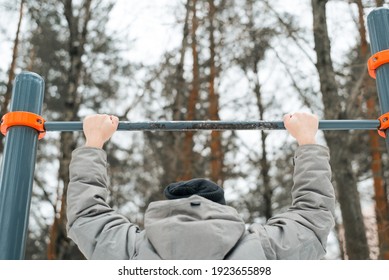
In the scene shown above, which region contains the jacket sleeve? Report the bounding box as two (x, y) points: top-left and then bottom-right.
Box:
(66, 147), (140, 259)
(252, 144), (335, 259)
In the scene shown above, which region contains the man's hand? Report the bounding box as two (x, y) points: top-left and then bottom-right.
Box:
(83, 114), (119, 148)
(283, 112), (318, 145)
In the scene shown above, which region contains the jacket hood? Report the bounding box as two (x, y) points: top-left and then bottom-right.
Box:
(144, 195), (245, 260)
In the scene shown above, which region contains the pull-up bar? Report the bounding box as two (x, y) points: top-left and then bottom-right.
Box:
(0, 110), (384, 133)
(1, 108), (383, 136)
(1, 8), (389, 260)
(43, 119), (380, 132)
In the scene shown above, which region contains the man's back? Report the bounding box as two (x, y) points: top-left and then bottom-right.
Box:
(66, 143), (334, 260)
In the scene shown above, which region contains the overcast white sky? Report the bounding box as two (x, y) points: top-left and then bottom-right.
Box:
(107, 0), (183, 64)
(0, 0), (369, 74)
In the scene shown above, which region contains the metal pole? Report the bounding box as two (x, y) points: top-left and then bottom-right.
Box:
(0, 72), (45, 259)
(44, 119), (380, 132)
(367, 8), (389, 150)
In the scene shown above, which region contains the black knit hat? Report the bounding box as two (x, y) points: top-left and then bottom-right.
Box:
(164, 178), (226, 205)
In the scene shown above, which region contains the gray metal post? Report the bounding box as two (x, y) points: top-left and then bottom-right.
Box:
(367, 8), (389, 150)
(0, 72), (45, 259)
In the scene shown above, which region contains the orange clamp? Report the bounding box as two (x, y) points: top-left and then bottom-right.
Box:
(1, 111), (46, 139)
(377, 112), (389, 138)
(367, 49), (389, 79)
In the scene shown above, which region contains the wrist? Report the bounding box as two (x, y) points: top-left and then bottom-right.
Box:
(85, 139), (105, 149)
(297, 137), (317, 146)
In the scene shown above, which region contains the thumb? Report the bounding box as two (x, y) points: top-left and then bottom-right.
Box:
(110, 115), (119, 128)
(283, 113), (293, 126)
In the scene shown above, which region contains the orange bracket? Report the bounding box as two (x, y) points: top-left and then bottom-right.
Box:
(367, 49), (389, 79)
(1, 111), (46, 139)
(378, 112), (389, 138)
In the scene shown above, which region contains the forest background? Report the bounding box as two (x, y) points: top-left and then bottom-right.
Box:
(0, 0), (389, 260)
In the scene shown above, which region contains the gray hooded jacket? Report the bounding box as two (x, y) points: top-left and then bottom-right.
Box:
(66, 144), (335, 260)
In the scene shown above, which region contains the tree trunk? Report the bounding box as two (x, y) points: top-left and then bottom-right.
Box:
(181, 0), (200, 181)
(208, 0), (223, 185)
(376, 0), (384, 7)
(47, 0), (92, 260)
(0, 0), (25, 153)
(368, 96), (389, 259)
(311, 0), (370, 259)
(170, 0), (191, 183)
(246, 0), (272, 219)
(172, 0), (190, 123)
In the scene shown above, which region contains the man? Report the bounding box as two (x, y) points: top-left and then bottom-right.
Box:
(66, 112), (335, 259)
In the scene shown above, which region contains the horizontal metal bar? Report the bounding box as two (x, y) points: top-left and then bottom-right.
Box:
(43, 120), (381, 132)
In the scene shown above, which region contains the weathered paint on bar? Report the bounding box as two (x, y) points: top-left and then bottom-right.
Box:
(43, 119), (380, 132)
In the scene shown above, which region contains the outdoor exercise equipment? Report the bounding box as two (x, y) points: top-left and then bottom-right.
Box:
(2, 113), (381, 132)
(1, 8), (389, 260)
